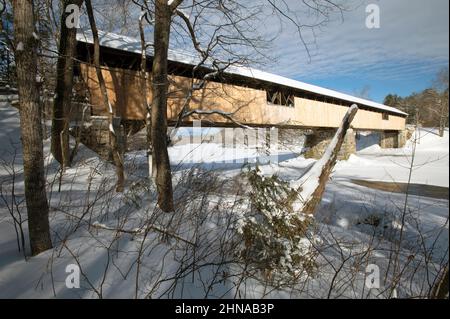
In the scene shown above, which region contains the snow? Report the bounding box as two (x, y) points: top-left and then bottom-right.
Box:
(0, 102), (447, 298)
(75, 30), (407, 117)
(139, 10), (146, 21)
(176, 8), (190, 20)
(337, 129), (449, 187)
(16, 42), (23, 51)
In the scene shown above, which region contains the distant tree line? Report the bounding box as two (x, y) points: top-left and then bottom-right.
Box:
(384, 68), (449, 135)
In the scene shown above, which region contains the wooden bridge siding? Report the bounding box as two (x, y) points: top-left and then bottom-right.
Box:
(79, 63), (405, 131)
(293, 98), (406, 130)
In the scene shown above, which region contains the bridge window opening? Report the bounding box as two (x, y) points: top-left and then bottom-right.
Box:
(266, 89), (295, 107)
(382, 113), (389, 120)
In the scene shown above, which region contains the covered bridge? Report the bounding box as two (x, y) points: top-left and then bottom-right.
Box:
(73, 30), (409, 159)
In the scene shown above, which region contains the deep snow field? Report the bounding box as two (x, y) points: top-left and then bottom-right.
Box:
(0, 102), (448, 299)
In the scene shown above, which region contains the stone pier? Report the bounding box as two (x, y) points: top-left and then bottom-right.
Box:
(380, 130), (407, 149)
(340, 128), (357, 160)
(74, 116), (126, 160)
(278, 128), (306, 150)
(304, 128), (356, 160)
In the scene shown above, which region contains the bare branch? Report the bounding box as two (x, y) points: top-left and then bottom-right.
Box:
(91, 221), (197, 247)
(168, 0), (184, 12)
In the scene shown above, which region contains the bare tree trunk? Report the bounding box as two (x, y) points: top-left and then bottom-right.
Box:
(51, 0), (84, 168)
(292, 105), (358, 215)
(0, 5), (4, 33)
(85, 0), (124, 192)
(13, 0), (52, 255)
(138, 10), (153, 182)
(151, 0), (174, 212)
(438, 99), (447, 137)
(432, 266), (449, 299)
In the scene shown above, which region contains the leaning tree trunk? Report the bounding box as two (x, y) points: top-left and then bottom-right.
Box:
(51, 0), (84, 168)
(151, 0), (174, 212)
(85, 0), (124, 192)
(291, 104), (358, 215)
(13, 0), (52, 255)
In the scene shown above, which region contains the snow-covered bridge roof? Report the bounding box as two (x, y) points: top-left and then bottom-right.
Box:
(76, 30), (407, 117)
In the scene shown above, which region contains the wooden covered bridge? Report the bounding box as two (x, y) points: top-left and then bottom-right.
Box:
(73, 31), (408, 159)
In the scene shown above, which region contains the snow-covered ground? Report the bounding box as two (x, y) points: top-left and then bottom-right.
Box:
(0, 102), (448, 298)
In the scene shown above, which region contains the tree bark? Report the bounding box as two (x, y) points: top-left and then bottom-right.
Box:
(51, 0), (84, 167)
(13, 0), (52, 255)
(151, 0), (174, 212)
(85, 0), (124, 192)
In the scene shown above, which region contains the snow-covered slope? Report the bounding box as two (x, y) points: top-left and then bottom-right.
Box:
(0, 103), (447, 299)
(336, 130), (449, 187)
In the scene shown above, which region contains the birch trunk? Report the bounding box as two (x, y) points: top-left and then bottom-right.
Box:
(138, 11), (154, 183)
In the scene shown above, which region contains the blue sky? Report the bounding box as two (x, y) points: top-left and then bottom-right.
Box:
(310, 62), (444, 102)
(260, 0), (449, 103)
